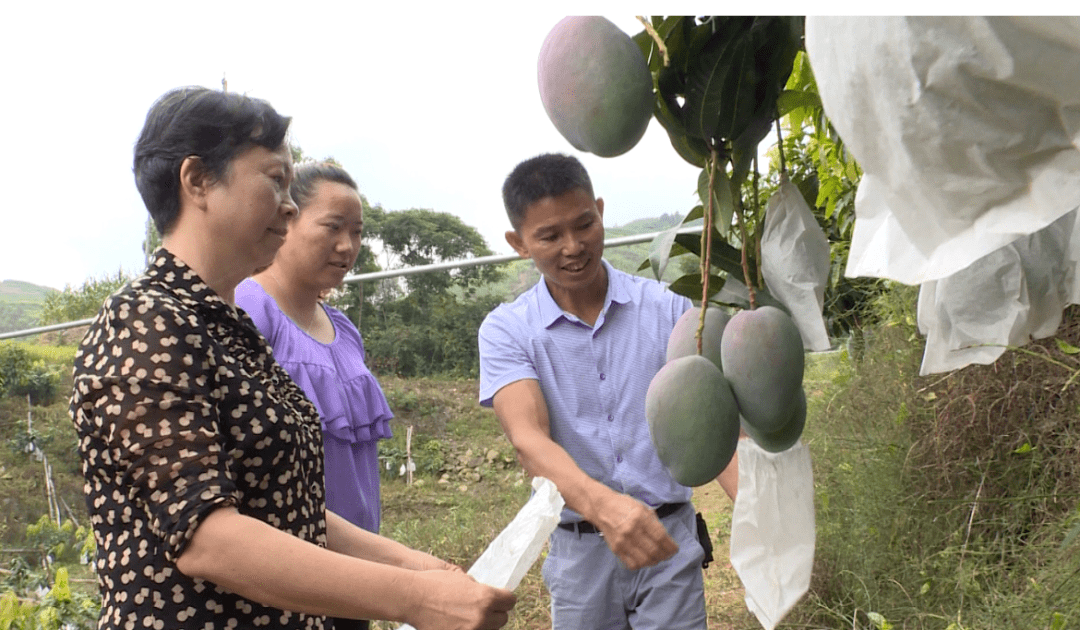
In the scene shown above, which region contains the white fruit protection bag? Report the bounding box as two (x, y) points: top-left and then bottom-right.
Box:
(805, 17), (1080, 373)
(760, 179), (833, 352)
(396, 476), (564, 630)
(730, 438), (815, 630)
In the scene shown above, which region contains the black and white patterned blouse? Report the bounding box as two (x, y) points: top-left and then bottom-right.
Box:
(71, 249), (330, 630)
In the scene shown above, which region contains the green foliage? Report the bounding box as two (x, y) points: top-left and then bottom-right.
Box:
(1, 518), (99, 630)
(359, 293), (503, 378)
(37, 271), (130, 326)
(797, 292), (1080, 629)
(329, 205), (505, 379)
(632, 16), (803, 305)
(0, 344), (61, 406)
(378, 436), (446, 480)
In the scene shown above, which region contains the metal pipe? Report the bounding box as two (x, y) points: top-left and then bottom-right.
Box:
(1, 226), (701, 340)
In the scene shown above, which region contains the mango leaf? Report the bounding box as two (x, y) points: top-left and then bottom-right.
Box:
(646, 223), (685, 281)
(667, 272), (726, 301)
(777, 89), (822, 118)
(683, 27), (752, 141)
(1055, 338), (1080, 355)
(674, 229), (745, 280)
(654, 97), (709, 168)
(712, 276), (790, 314)
(697, 164), (735, 235)
(683, 204), (705, 223)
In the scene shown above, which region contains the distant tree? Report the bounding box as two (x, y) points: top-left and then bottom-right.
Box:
(328, 207), (506, 378)
(38, 271), (131, 325)
(369, 208), (503, 298)
(0, 303), (41, 334)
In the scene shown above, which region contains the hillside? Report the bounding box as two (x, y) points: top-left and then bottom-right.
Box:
(0, 279), (56, 333)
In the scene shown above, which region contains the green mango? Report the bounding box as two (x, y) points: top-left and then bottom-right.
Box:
(646, 354), (741, 486)
(666, 306), (731, 370)
(741, 387), (806, 453)
(721, 305), (804, 432)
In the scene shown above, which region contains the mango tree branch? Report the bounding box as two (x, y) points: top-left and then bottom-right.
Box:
(697, 151), (718, 355)
(735, 190), (758, 311)
(636, 16), (669, 67)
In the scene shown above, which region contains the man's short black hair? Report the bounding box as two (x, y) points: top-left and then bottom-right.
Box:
(501, 153), (594, 231)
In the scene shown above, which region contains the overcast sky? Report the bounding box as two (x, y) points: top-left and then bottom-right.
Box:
(0, 3), (731, 290)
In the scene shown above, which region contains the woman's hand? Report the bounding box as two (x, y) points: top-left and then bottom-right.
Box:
(405, 570), (516, 630)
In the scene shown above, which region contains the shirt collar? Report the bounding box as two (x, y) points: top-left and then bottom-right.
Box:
(142, 247), (236, 316)
(535, 259), (631, 328)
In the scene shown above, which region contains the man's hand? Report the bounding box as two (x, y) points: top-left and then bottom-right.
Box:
(591, 494), (678, 570)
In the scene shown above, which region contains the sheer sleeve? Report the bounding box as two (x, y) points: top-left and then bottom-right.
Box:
(72, 291), (242, 563)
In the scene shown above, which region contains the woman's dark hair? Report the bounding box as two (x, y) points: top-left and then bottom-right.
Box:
(290, 161), (359, 211)
(501, 153), (594, 231)
(133, 86), (292, 235)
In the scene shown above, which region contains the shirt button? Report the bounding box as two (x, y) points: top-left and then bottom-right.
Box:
(599, 373), (606, 380)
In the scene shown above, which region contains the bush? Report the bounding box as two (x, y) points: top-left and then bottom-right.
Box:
(796, 286), (1080, 629)
(0, 343), (62, 405)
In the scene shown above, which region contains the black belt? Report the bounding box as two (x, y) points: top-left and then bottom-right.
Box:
(557, 502), (687, 535)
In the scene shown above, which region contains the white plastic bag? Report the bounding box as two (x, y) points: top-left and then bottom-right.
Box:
(760, 179), (833, 351)
(730, 438), (815, 630)
(396, 476), (564, 630)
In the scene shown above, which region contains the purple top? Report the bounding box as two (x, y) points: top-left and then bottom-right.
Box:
(235, 278), (393, 533)
(478, 260), (693, 523)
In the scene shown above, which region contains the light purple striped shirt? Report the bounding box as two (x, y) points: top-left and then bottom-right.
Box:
(479, 260), (693, 521)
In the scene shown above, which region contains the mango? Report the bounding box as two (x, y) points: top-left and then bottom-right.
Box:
(645, 354), (741, 487)
(721, 306), (804, 433)
(538, 16), (654, 157)
(740, 388), (806, 453)
(666, 305), (730, 369)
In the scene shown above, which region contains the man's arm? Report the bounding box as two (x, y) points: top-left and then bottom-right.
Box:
(491, 379), (678, 571)
(715, 451), (738, 501)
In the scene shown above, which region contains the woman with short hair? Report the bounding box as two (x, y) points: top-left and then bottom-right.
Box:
(70, 85), (515, 630)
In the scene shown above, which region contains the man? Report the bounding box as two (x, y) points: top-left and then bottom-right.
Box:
(479, 153), (737, 629)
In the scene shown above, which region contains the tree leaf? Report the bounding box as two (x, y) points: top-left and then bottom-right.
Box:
(674, 230), (745, 280)
(697, 165), (735, 234)
(683, 204), (705, 223)
(1056, 338), (1080, 355)
(683, 27), (750, 141)
(667, 272), (726, 301)
(646, 223), (685, 281)
(654, 97), (709, 168)
(777, 89), (822, 118)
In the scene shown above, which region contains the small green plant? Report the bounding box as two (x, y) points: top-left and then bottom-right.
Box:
(378, 435), (445, 480)
(0, 343), (62, 405)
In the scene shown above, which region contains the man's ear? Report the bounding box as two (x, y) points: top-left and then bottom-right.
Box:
(179, 156), (211, 211)
(595, 196), (604, 218)
(505, 230), (529, 259)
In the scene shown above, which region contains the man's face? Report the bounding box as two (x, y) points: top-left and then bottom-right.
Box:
(506, 188), (606, 295)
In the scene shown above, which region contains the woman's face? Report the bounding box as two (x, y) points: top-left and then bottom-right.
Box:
(273, 180), (364, 291)
(203, 143), (297, 273)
